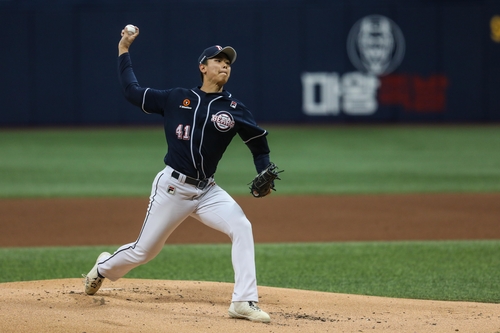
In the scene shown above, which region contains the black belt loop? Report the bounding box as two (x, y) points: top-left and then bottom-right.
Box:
(171, 170), (210, 189)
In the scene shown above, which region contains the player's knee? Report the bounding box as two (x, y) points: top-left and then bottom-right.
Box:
(232, 218), (253, 237)
(132, 246), (158, 264)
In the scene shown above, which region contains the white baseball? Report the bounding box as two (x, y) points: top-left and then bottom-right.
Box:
(125, 24), (136, 35)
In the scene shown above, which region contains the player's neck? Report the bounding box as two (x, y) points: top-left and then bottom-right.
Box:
(200, 82), (224, 94)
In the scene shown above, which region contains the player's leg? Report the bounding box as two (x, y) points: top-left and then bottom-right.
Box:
(193, 184), (258, 301)
(192, 184), (270, 322)
(90, 167), (197, 283)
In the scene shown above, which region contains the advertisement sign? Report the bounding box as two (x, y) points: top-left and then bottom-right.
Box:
(301, 14), (448, 119)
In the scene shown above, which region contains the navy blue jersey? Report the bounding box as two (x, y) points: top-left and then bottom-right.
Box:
(118, 53), (270, 180)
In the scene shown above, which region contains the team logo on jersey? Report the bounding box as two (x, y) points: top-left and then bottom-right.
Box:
(211, 111), (235, 132)
(179, 99), (192, 110)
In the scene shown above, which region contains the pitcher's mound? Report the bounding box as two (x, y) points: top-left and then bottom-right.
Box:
(1, 278), (498, 332)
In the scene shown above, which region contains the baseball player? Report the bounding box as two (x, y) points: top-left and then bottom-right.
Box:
(84, 25), (274, 323)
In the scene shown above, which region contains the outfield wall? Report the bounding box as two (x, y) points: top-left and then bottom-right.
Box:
(2, 0), (500, 125)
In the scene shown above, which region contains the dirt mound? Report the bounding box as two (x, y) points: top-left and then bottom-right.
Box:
(1, 278), (499, 332)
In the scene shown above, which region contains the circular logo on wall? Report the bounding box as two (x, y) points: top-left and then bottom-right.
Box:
(211, 111), (235, 132)
(347, 15), (405, 76)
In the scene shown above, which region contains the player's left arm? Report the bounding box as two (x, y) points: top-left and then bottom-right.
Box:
(244, 135), (270, 173)
(236, 105), (283, 197)
(235, 103), (271, 172)
(244, 133), (284, 198)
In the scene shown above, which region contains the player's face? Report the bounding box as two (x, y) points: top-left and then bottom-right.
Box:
(203, 54), (231, 86)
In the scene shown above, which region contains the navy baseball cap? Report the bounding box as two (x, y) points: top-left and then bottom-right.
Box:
(198, 45), (237, 64)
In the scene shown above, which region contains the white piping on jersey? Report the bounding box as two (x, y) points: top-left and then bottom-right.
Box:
(141, 88), (151, 114)
(243, 130), (267, 143)
(199, 95), (223, 179)
(190, 90), (202, 179)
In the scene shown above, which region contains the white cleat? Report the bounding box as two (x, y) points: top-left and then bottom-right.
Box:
(228, 301), (271, 323)
(84, 252), (111, 295)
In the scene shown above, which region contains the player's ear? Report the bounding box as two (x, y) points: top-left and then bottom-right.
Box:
(199, 63), (206, 83)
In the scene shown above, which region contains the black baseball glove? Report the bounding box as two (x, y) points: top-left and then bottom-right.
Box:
(248, 162), (284, 198)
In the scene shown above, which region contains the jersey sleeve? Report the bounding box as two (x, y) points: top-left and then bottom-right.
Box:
(245, 135), (271, 173)
(237, 105), (271, 173)
(118, 53), (168, 115)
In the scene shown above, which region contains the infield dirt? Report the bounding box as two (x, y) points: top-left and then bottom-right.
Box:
(1, 193), (499, 332)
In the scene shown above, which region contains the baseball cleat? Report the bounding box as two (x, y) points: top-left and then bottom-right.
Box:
(84, 252), (111, 295)
(228, 301), (271, 323)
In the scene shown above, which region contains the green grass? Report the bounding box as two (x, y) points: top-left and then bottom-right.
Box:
(1, 241), (498, 303)
(0, 125), (499, 197)
(0, 128), (165, 197)
(264, 125), (500, 194)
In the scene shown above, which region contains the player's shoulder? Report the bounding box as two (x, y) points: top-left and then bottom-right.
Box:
(170, 87), (194, 94)
(165, 87), (199, 100)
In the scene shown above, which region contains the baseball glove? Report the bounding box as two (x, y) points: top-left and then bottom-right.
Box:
(248, 162), (284, 198)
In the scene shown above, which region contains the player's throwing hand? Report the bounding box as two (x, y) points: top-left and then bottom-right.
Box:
(119, 25), (139, 55)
